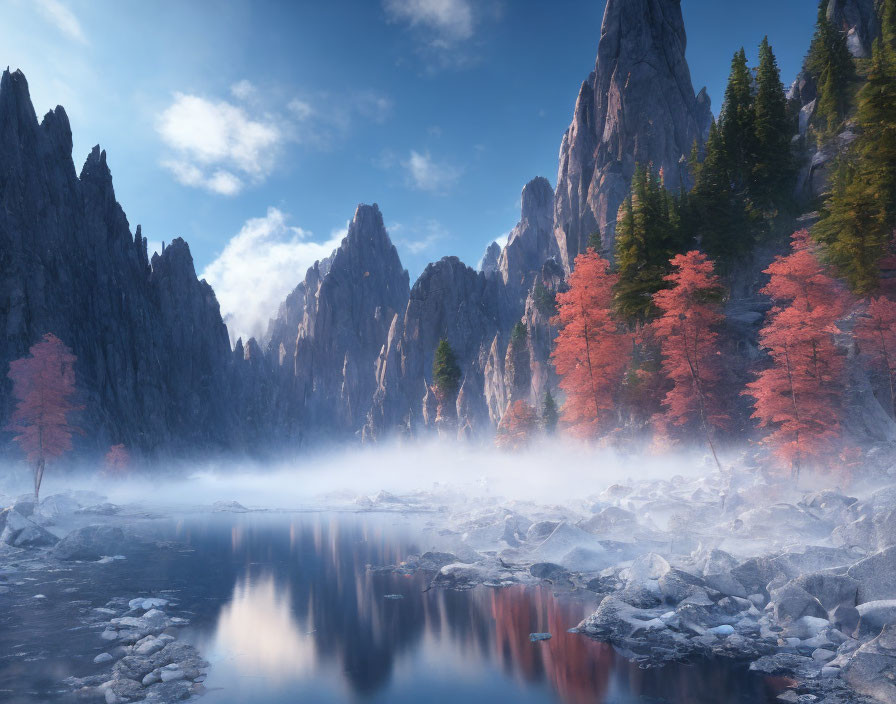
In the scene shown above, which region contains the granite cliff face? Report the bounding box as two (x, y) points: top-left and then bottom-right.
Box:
(553, 0), (706, 271)
(365, 256), (501, 438)
(828, 0), (881, 58)
(262, 204), (410, 436)
(0, 69), (240, 455)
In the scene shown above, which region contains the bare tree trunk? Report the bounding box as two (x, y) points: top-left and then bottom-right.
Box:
(34, 457), (45, 501)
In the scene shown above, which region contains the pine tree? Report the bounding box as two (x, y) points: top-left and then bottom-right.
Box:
(613, 165), (689, 321)
(806, 0), (854, 135)
(541, 390), (558, 435)
(691, 122), (756, 266)
(752, 37), (795, 221)
(721, 48), (756, 188)
(432, 339), (461, 405)
(813, 35), (896, 293)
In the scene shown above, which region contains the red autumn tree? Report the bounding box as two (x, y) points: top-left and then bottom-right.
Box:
(744, 231), (850, 477)
(5, 333), (81, 499)
(103, 444), (131, 478)
(495, 400), (539, 450)
(551, 250), (631, 438)
(651, 251), (727, 470)
(855, 296), (896, 418)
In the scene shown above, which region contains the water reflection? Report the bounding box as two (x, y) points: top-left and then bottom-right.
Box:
(206, 575), (315, 681)
(173, 514), (779, 704)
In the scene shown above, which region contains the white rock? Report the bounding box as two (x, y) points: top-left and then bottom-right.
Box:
(93, 652), (114, 664)
(709, 625), (735, 636)
(160, 669), (185, 683)
(812, 648), (835, 663)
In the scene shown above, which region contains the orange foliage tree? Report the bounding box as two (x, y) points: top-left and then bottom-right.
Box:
(104, 444), (131, 477)
(855, 296), (896, 418)
(495, 400), (539, 450)
(651, 251), (727, 470)
(5, 333), (81, 498)
(744, 231), (850, 477)
(551, 250), (631, 438)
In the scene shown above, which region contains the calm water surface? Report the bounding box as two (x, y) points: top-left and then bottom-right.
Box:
(0, 512), (784, 703)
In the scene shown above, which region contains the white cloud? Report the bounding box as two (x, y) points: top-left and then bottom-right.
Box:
(383, 0), (474, 43)
(287, 98), (314, 121)
(35, 0), (88, 45)
(156, 93), (281, 196)
(200, 208), (344, 344)
(230, 79), (256, 101)
(403, 150), (461, 193)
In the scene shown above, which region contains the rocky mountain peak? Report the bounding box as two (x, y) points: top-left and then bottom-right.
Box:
(0, 69), (38, 140)
(80, 144), (111, 183)
(553, 0), (705, 270)
(520, 176), (553, 225)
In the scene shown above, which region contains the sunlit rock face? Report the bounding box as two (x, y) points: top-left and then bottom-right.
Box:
(264, 204), (410, 436)
(552, 0), (706, 270)
(827, 0), (880, 58)
(0, 69), (239, 455)
(497, 177), (557, 319)
(366, 257), (501, 438)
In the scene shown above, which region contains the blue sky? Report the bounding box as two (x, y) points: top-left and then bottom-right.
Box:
(0, 0), (817, 342)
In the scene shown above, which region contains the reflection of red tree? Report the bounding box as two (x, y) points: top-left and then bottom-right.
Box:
(487, 585), (613, 704)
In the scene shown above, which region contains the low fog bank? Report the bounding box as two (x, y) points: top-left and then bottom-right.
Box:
(0, 438), (876, 512)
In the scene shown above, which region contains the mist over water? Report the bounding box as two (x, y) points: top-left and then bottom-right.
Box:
(0, 440), (729, 510)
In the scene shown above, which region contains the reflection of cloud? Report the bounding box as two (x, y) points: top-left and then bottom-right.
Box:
(210, 574), (315, 680)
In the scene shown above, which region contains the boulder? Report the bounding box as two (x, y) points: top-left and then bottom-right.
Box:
(528, 522), (607, 568)
(834, 486), (896, 551)
(731, 557), (785, 598)
(12, 496), (36, 517)
(770, 583), (828, 624)
(38, 493), (83, 519)
(624, 553), (671, 583)
(0, 508), (58, 547)
(658, 568), (706, 604)
(699, 548), (739, 576)
(529, 563), (571, 582)
(790, 572), (859, 615)
(579, 507), (637, 536)
(526, 521), (559, 542)
(703, 572), (748, 599)
(856, 601), (896, 637)
(578, 595), (666, 640)
(833, 604), (861, 635)
(51, 525), (131, 561)
(842, 624), (896, 703)
(848, 547), (896, 603)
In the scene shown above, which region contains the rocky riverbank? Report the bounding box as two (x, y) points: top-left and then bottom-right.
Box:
(0, 493), (209, 703)
(363, 463), (896, 704)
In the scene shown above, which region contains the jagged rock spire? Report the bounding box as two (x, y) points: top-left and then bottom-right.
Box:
(552, 0), (705, 271)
